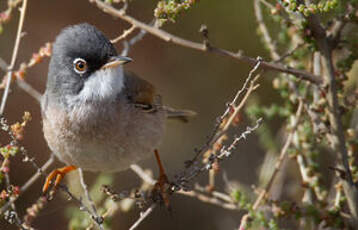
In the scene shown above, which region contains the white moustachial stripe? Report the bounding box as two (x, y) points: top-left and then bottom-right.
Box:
(79, 66), (124, 103)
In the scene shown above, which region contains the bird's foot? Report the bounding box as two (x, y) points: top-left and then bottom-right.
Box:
(42, 165), (77, 195)
(153, 149), (171, 210)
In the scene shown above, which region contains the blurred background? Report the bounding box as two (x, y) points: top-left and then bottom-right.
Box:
(0, 0), (284, 229)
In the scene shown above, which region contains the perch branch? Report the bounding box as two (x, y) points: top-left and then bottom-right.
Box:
(78, 168), (104, 230)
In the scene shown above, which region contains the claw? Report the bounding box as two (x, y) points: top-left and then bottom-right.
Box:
(42, 165), (77, 194)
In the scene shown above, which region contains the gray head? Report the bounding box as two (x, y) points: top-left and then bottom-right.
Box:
(45, 23), (131, 108)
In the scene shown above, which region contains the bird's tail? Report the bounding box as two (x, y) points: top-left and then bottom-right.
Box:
(162, 106), (197, 122)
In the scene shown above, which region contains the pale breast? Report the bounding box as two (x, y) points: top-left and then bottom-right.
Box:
(42, 99), (166, 172)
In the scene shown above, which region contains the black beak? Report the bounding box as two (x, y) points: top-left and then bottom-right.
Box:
(101, 56), (133, 70)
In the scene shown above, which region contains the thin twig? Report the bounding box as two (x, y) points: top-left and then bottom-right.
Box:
(223, 61), (262, 131)
(178, 190), (237, 210)
(121, 26), (149, 57)
(129, 204), (156, 230)
(254, 0), (280, 60)
(192, 59), (262, 163)
(111, 24), (137, 43)
(274, 43), (305, 63)
(90, 0), (322, 85)
(0, 0), (28, 115)
(78, 168), (104, 230)
(58, 184), (104, 228)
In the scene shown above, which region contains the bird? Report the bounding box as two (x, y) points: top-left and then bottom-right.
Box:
(41, 23), (195, 193)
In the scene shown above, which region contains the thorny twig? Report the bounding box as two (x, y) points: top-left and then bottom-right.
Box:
(170, 118), (263, 194)
(192, 59), (262, 163)
(120, 62), (264, 229)
(124, 119), (262, 230)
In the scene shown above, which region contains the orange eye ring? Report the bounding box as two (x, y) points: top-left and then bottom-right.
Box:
(73, 58), (87, 74)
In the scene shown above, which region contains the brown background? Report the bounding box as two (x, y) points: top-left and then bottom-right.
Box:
(0, 1), (282, 229)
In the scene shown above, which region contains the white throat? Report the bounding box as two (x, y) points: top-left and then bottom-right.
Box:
(67, 66), (124, 106)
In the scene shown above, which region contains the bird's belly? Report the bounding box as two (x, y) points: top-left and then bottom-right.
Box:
(43, 102), (166, 172)
(59, 138), (153, 172)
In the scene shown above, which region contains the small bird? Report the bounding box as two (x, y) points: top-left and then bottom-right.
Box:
(42, 23), (195, 192)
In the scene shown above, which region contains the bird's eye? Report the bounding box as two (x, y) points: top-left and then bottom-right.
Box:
(73, 58), (88, 74)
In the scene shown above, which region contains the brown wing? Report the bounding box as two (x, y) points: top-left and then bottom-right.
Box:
(123, 71), (157, 109)
(123, 71), (196, 120)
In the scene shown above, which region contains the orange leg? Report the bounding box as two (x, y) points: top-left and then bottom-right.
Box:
(42, 165), (77, 194)
(153, 150), (170, 209)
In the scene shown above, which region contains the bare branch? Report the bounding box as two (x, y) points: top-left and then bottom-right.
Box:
(178, 190), (237, 210)
(57, 184), (105, 228)
(191, 59), (262, 163)
(129, 204), (156, 230)
(254, 0), (280, 60)
(78, 168), (104, 230)
(111, 24), (137, 43)
(90, 0), (322, 85)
